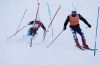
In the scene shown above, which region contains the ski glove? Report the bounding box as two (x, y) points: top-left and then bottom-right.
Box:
(63, 27), (66, 30)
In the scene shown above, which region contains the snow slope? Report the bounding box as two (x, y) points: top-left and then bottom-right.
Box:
(0, 0), (100, 65)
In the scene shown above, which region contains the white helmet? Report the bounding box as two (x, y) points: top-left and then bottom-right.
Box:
(71, 3), (77, 13)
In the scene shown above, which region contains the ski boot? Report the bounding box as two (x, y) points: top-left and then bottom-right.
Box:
(82, 38), (89, 49)
(76, 42), (81, 48)
(83, 43), (89, 49)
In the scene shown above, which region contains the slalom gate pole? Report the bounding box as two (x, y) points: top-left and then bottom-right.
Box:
(47, 5), (61, 31)
(35, 0), (40, 20)
(94, 7), (100, 56)
(16, 9), (27, 32)
(30, 0), (40, 47)
(7, 25), (27, 40)
(43, 5), (61, 41)
(47, 3), (53, 36)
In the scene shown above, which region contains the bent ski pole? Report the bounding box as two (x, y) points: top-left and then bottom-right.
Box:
(47, 30), (64, 48)
(7, 25), (27, 40)
(16, 9), (27, 32)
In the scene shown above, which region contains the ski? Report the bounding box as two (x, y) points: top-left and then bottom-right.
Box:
(78, 46), (98, 51)
(82, 48), (98, 51)
(85, 48), (98, 51)
(77, 46), (85, 50)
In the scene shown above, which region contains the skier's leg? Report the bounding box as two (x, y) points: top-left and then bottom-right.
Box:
(71, 29), (81, 48)
(76, 27), (89, 49)
(81, 34), (89, 49)
(27, 28), (33, 36)
(32, 30), (37, 36)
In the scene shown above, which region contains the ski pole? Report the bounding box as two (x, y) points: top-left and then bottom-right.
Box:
(94, 7), (100, 56)
(47, 30), (64, 48)
(16, 9), (27, 32)
(7, 25), (27, 40)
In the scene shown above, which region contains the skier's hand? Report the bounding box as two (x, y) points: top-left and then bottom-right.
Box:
(88, 24), (91, 28)
(63, 28), (66, 31)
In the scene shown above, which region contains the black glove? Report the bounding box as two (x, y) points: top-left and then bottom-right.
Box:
(28, 21), (34, 25)
(88, 24), (91, 28)
(63, 27), (66, 30)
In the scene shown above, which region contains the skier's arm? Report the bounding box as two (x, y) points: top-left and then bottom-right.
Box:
(63, 16), (69, 30)
(41, 24), (46, 31)
(28, 21), (34, 25)
(79, 14), (91, 28)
